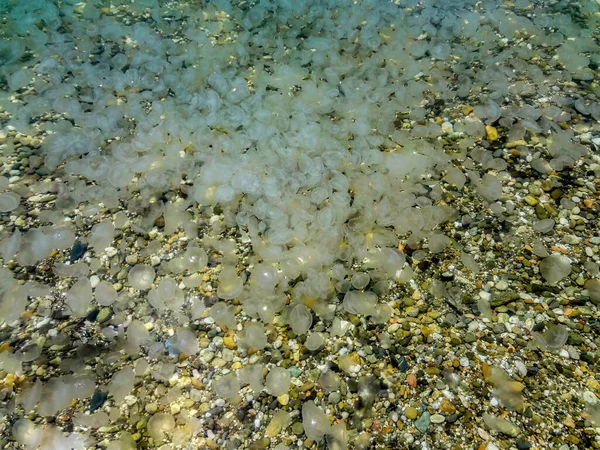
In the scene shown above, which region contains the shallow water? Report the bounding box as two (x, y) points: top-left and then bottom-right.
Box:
(1, 1), (600, 449)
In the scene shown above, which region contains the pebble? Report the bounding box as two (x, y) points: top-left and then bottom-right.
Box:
(145, 402), (158, 413)
(564, 234), (581, 245)
(495, 280), (509, 291)
(406, 307), (420, 318)
(405, 407), (418, 420)
(430, 414), (445, 424)
(394, 355), (409, 372)
(27, 194), (56, 203)
(97, 308), (112, 323)
(90, 391), (108, 413)
(516, 439), (532, 450)
(582, 391), (597, 404)
(126, 255), (139, 265)
(200, 351), (215, 364)
(414, 411), (431, 433)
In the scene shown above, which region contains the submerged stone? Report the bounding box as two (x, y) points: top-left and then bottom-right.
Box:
(415, 411), (431, 433)
(89, 391), (108, 413)
(69, 241), (87, 263)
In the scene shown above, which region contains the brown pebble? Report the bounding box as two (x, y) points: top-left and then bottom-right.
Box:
(440, 398), (456, 415)
(407, 373), (417, 388)
(482, 362), (491, 379)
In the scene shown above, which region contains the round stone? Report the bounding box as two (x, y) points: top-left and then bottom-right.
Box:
(405, 407), (418, 420)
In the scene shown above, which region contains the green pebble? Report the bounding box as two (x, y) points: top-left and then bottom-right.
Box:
(249, 438), (270, 450)
(524, 195), (538, 206)
(535, 204), (547, 219)
(415, 411), (431, 433)
(97, 307), (113, 323)
(464, 333), (477, 343)
(117, 269), (128, 281)
(145, 403), (158, 414)
(291, 422), (304, 435)
(567, 332), (584, 346)
(126, 255), (138, 265)
(289, 366), (302, 378)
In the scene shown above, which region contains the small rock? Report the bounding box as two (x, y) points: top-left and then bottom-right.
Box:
(145, 402), (158, 413)
(406, 373), (417, 388)
(485, 125), (499, 141)
(446, 413), (461, 423)
(516, 439), (532, 450)
(440, 398), (456, 415)
(414, 411), (431, 433)
(97, 307), (113, 323)
(126, 255), (138, 265)
(393, 355), (409, 372)
(405, 407), (418, 420)
(406, 307), (420, 318)
(200, 351), (215, 364)
(495, 280), (509, 291)
(223, 334), (236, 350)
(489, 291), (519, 307)
(430, 414), (445, 424)
(464, 333), (477, 343)
(69, 241), (88, 263)
(28, 194), (56, 203)
(90, 391), (108, 413)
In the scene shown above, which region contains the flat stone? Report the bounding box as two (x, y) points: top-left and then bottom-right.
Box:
(489, 291), (519, 307)
(430, 414), (445, 424)
(524, 195), (538, 206)
(28, 194), (56, 203)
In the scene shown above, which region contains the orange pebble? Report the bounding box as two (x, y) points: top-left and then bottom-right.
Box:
(407, 373), (417, 388)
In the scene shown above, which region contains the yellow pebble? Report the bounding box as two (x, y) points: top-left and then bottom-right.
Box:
(485, 125), (499, 141)
(223, 334), (236, 350)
